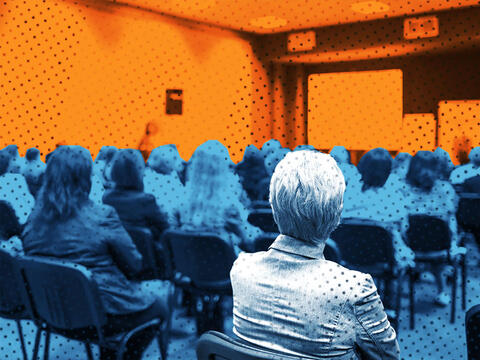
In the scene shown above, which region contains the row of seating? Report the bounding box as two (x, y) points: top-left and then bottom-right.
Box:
(0, 250), (168, 360)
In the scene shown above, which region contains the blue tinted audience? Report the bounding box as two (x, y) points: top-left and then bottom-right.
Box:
(22, 146), (173, 360)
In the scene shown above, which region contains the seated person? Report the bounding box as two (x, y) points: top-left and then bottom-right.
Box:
(0, 150), (35, 224)
(103, 149), (170, 240)
(450, 147), (480, 189)
(3, 144), (25, 174)
(0, 200), (23, 255)
(94, 146), (118, 190)
(434, 147), (455, 181)
(231, 150), (400, 359)
(405, 151), (465, 306)
(22, 146), (173, 360)
(330, 145), (361, 188)
(235, 145), (269, 203)
(144, 145), (186, 225)
(342, 148), (414, 270)
(385, 152), (412, 196)
(22, 147), (46, 198)
(179, 140), (261, 253)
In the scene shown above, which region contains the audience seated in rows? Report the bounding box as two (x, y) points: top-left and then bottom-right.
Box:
(404, 151), (465, 306)
(342, 148), (414, 271)
(231, 150), (400, 359)
(104, 149), (170, 241)
(21, 146), (173, 360)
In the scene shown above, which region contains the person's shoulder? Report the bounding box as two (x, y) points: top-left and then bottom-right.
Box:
(434, 180), (455, 194)
(85, 201), (118, 219)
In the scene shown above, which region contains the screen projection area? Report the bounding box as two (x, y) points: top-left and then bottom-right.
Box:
(308, 69), (403, 151)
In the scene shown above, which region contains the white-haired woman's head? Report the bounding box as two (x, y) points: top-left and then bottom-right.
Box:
(269, 150), (345, 244)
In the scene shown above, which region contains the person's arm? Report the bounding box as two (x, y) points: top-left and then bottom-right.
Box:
(143, 194), (170, 236)
(102, 206), (143, 276)
(354, 274), (400, 360)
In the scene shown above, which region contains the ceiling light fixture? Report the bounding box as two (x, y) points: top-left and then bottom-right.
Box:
(350, 1), (390, 15)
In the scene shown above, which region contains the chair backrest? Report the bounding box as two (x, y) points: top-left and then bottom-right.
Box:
(323, 239), (341, 263)
(19, 256), (106, 333)
(330, 219), (395, 268)
(464, 175), (480, 193)
(247, 209), (278, 233)
(0, 249), (30, 315)
(124, 226), (160, 279)
(466, 305), (480, 360)
(406, 215), (451, 252)
(457, 193), (480, 229)
(162, 230), (237, 288)
(196, 331), (320, 360)
(250, 201), (271, 210)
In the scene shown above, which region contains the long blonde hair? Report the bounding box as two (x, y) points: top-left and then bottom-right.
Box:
(183, 141), (243, 229)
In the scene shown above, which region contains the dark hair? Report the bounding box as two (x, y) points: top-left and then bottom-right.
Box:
(0, 151), (9, 176)
(95, 146), (118, 163)
(26, 148), (40, 161)
(0, 200), (22, 239)
(406, 151), (438, 191)
(357, 148), (392, 191)
(31, 146), (92, 223)
(110, 149), (145, 191)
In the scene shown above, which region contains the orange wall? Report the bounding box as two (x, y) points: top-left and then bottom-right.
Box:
(0, 0), (270, 161)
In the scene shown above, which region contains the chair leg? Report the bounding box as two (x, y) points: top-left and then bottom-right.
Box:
(43, 330), (50, 360)
(462, 255), (467, 310)
(32, 326), (43, 360)
(394, 277), (402, 333)
(84, 343), (94, 360)
(450, 265), (457, 324)
(409, 271), (415, 330)
(156, 332), (167, 360)
(15, 320), (28, 360)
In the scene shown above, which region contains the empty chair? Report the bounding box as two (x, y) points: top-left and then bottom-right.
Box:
(0, 250), (32, 360)
(406, 215), (467, 328)
(19, 255), (169, 360)
(196, 331), (322, 360)
(163, 230), (236, 335)
(330, 218), (403, 330)
(466, 305), (480, 360)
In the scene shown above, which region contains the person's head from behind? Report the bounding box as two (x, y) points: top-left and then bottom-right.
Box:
(265, 148), (290, 177)
(469, 147), (480, 167)
(95, 146), (118, 164)
(34, 146), (92, 222)
(406, 151), (438, 191)
(3, 145), (19, 159)
(270, 150), (345, 245)
(110, 149), (145, 191)
(261, 139), (282, 159)
(26, 148), (41, 162)
(147, 144), (184, 175)
(357, 148), (392, 191)
(391, 152), (412, 178)
(0, 151), (9, 176)
(433, 147), (454, 180)
(330, 146), (351, 165)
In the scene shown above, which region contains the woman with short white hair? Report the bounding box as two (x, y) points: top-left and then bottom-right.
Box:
(231, 150), (400, 359)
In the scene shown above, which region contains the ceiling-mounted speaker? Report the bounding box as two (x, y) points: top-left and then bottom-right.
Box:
(287, 30), (316, 53)
(404, 15), (439, 40)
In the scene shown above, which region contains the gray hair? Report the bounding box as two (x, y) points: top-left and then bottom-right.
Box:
(269, 150), (345, 244)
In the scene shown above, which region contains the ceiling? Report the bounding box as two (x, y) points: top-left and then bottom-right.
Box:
(125, 0), (480, 33)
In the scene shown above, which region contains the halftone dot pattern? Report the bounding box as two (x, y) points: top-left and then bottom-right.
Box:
(0, 0), (480, 359)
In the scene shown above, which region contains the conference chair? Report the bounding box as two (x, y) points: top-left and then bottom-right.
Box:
(457, 193), (480, 244)
(162, 230), (236, 335)
(0, 249), (32, 360)
(406, 215), (467, 329)
(247, 209), (278, 233)
(466, 305), (480, 360)
(196, 331), (323, 360)
(19, 256), (168, 360)
(330, 218), (404, 331)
